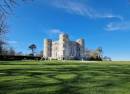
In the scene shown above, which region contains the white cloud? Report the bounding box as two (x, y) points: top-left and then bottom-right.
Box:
(105, 22), (130, 31)
(8, 40), (17, 44)
(43, 28), (65, 39)
(50, 0), (123, 20)
(49, 29), (64, 34)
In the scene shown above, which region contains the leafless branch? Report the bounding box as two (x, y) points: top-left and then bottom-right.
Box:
(0, 0), (32, 54)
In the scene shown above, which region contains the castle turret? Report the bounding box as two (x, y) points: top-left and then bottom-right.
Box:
(76, 38), (85, 58)
(59, 33), (69, 43)
(59, 33), (69, 59)
(43, 39), (52, 58)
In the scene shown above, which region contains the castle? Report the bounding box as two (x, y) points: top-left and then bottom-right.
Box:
(43, 33), (85, 60)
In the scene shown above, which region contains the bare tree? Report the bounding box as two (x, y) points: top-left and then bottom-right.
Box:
(96, 47), (103, 58)
(0, 12), (7, 54)
(8, 47), (15, 55)
(38, 50), (43, 57)
(103, 56), (112, 61)
(0, 0), (33, 55)
(85, 48), (103, 61)
(0, 0), (18, 35)
(0, 0), (33, 15)
(16, 51), (23, 56)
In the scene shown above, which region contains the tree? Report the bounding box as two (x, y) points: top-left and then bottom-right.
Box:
(16, 52), (23, 56)
(96, 47), (103, 59)
(36, 50), (43, 57)
(28, 44), (36, 56)
(0, 40), (6, 55)
(1, 46), (8, 55)
(0, 0), (33, 55)
(85, 48), (103, 61)
(89, 51), (98, 60)
(0, 12), (7, 55)
(8, 47), (15, 55)
(103, 56), (112, 61)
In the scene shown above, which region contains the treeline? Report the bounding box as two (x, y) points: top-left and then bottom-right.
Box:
(0, 55), (42, 61)
(85, 47), (111, 61)
(0, 43), (43, 61)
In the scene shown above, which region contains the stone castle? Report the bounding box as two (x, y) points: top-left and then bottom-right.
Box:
(43, 33), (85, 60)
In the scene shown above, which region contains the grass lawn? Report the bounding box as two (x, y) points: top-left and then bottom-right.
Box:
(0, 61), (130, 94)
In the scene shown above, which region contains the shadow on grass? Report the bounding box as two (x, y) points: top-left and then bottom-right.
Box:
(0, 63), (130, 94)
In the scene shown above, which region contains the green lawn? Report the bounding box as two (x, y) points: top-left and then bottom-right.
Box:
(0, 61), (130, 94)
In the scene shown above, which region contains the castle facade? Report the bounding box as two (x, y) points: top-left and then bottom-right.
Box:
(43, 33), (85, 60)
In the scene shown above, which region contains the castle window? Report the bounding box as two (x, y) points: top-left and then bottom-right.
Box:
(63, 50), (65, 55)
(70, 46), (75, 56)
(63, 44), (65, 48)
(56, 52), (57, 57)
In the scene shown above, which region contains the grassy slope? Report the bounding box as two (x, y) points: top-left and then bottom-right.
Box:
(0, 61), (130, 94)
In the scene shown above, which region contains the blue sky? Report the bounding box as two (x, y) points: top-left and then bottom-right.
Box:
(7, 0), (130, 60)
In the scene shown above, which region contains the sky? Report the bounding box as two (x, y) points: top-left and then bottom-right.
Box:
(7, 0), (130, 61)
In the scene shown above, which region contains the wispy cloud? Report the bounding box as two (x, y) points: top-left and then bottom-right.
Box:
(50, 0), (123, 20)
(105, 22), (130, 31)
(94, 14), (123, 20)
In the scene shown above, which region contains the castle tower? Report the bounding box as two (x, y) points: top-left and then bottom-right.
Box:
(43, 39), (52, 58)
(59, 33), (69, 59)
(59, 33), (69, 43)
(76, 38), (85, 58)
